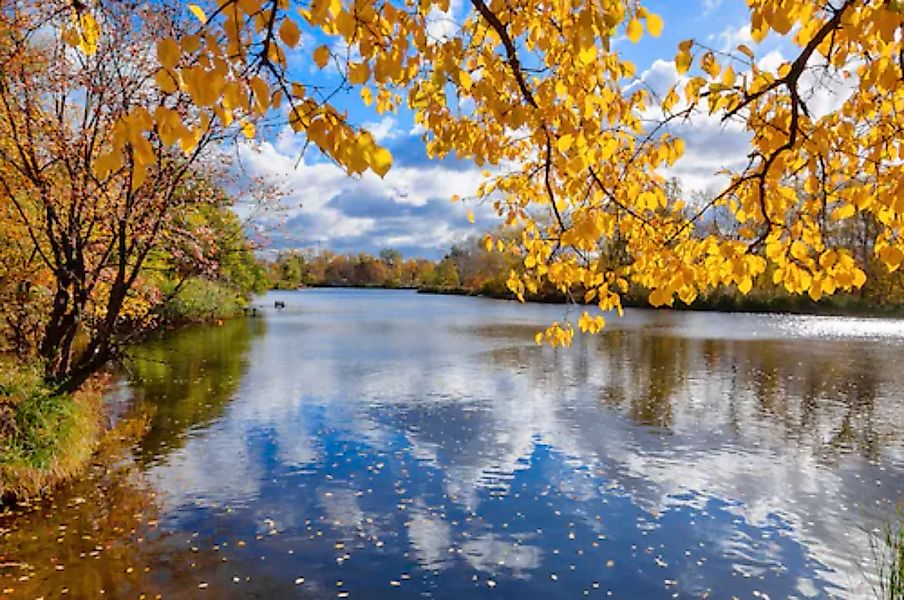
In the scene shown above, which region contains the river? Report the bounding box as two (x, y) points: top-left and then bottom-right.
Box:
(2, 288), (903, 598)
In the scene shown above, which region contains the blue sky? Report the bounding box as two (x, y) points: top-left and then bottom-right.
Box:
(237, 0), (785, 259)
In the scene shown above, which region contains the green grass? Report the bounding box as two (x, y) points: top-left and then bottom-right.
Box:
(0, 359), (101, 503)
(868, 506), (904, 599)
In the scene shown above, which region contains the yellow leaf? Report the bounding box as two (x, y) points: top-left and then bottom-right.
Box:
(93, 151), (121, 179)
(188, 4), (207, 24)
(459, 70), (472, 91)
(646, 13), (663, 37)
(313, 45), (330, 69)
(279, 18), (301, 48)
(467, 209), (475, 224)
(348, 62), (370, 85)
(76, 13), (100, 55)
(557, 134), (574, 153)
(250, 76), (270, 114)
(649, 288), (671, 307)
(370, 146), (392, 177)
(675, 40), (693, 75)
(578, 45), (597, 64)
(807, 279), (823, 302)
(737, 44), (754, 59)
(751, 22), (767, 43)
(132, 162), (148, 191)
(181, 34), (200, 53)
(157, 38), (180, 69)
(154, 69), (178, 94)
(61, 26), (80, 48)
(240, 119), (256, 139)
(722, 65), (736, 87)
(626, 19), (643, 43)
(830, 203), (855, 220)
(662, 89), (678, 112)
(879, 246), (904, 271)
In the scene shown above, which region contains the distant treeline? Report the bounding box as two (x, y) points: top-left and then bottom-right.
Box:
(266, 229), (904, 318)
(266, 241), (514, 295)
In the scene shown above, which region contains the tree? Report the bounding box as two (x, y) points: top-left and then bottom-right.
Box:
(0, 1), (237, 390)
(3, 0), (902, 381)
(379, 248), (403, 287)
(112, 2), (903, 337)
(271, 251), (306, 288)
(433, 258), (461, 288)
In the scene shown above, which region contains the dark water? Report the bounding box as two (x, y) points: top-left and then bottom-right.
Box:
(2, 289), (903, 598)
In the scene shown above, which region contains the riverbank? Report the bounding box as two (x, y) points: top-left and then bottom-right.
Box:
(417, 285), (904, 319)
(273, 282), (420, 291)
(0, 278), (254, 506)
(0, 360), (104, 504)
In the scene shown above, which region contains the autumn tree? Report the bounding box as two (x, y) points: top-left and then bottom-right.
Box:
(129, 0), (902, 341)
(0, 0), (239, 390)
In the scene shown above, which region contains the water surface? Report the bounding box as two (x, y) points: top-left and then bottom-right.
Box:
(2, 289), (903, 598)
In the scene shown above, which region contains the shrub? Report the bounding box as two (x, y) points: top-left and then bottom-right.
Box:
(160, 277), (247, 324)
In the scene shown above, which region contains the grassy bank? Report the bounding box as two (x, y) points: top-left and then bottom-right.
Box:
(869, 506), (904, 599)
(418, 285), (904, 319)
(0, 278), (251, 505)
(0, 360), (104, 504)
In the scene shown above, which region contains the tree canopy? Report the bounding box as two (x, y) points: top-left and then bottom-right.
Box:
(1, 0), (902, 381)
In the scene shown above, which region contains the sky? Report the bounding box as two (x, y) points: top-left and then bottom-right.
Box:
(236, 0), (792, 259)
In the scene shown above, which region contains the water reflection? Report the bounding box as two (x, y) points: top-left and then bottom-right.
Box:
(124, 318), (265, 464)
(3, 289), (903, 598)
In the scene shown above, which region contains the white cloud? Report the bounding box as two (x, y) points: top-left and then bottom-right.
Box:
(702, 0), (723, 15)
(711, 23), (753, 51)
(757, 48), (786, 72)
(637, 58), (682, 98)
(362, 116), (401, 143)
(425, 0), (463, 42)
(235, 133), (487, 256)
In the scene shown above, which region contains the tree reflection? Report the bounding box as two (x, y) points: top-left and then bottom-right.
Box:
(593, 330), (900, 461)
(479, 321), (902, 462)
(125, 317), (264, 464)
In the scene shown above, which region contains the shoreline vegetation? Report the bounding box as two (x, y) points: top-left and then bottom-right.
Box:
(0, 285), (254, 505)
(416, 285), (904, 319)
(1, 205), (266, 504)
(0, 360), (102, 503)
(0, 281), (257, 504)
(0, 283), (253, 505)
(266, 240), (904, 320)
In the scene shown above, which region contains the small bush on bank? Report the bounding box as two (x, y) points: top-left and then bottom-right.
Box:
(160, 277), (247, 324)
(0, 359), (102, 503)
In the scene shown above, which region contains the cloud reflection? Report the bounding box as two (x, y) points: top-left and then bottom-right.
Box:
(137, 290), (904, 597)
